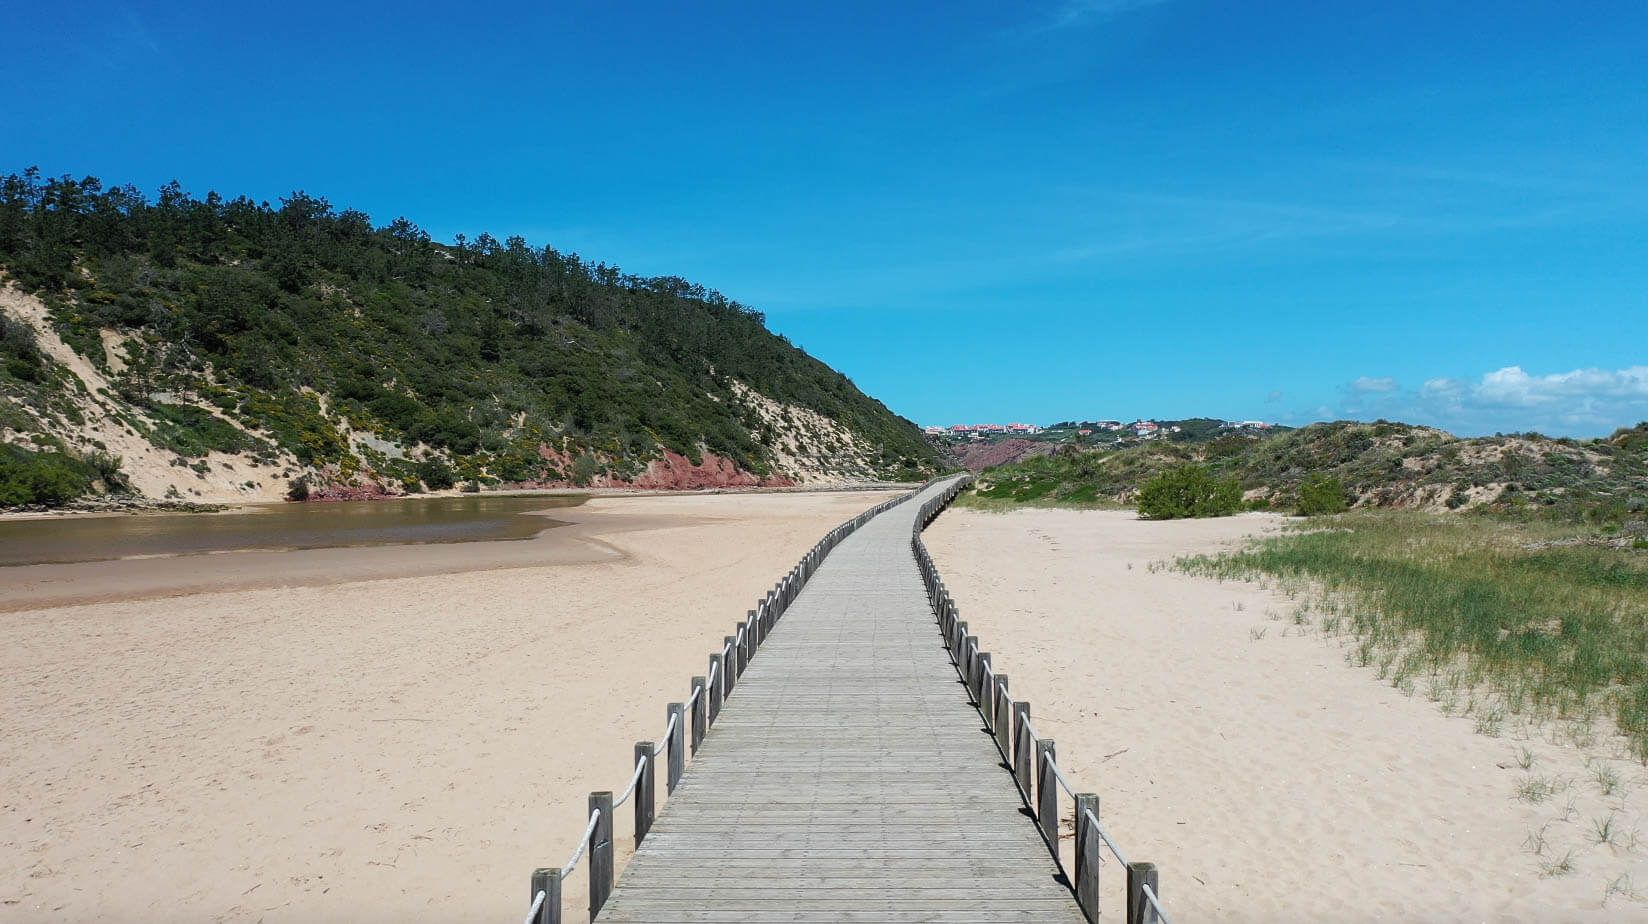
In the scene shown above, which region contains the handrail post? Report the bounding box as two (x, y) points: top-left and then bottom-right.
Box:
(1127, 862), (1159, 924)
(690, 677), (707, 753)
(1075, 793), (1100, 921)
(531, 867), (561, 924)
(708, 655), (724, 726)
(634, 743), (655, 847)
(734, 625), (748, 677)
(993, 675), (1011, 758)
(976, 652), (992, 716)
(753, 606), (765, 645)
(589, 791), (613, 918)
(666, 703), (685, 793)
(724, 637), (739, 694)
(964, 638), (979, 702)
(1036, 739), (1058, 849)
(745, 611), (758, 660)
(1014, 704), (1033, 797)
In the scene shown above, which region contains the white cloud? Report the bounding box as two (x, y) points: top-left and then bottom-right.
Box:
(1335, 365), (1648, 437)
(1472, 365), (1648, 407)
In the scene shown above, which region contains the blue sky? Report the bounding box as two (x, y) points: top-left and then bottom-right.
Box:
(7, 0), (1646, 436)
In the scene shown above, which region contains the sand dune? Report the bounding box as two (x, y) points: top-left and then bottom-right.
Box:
(924, 507), (1648, 923)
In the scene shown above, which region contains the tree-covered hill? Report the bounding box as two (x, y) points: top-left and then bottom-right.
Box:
(0, 168), (939, 506)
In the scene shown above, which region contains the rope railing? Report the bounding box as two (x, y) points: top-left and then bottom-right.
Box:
(1082, 806), (1130, 869)
(523, 889), (547, 924)
(1045, 751), (1078, 800)
(911, 474), (1174, 924)
(1142, 881), (1174, 924)
(523, 473), (963, 924)
(612, 754), (646, 809)
(563, 808), (601, 877)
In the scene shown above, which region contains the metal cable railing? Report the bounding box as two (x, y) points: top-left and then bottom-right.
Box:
(910, 475), (1175, 924)
(523, 474), (964, 924)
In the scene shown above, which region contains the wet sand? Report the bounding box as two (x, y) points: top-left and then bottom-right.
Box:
(924, 507), (1648, 923)
(0, 490), (891, 922)
(0, 497), (680, 612)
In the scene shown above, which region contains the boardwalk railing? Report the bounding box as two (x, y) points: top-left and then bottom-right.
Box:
(913, 481), (1176, 924)
(524, 475), (958, 924)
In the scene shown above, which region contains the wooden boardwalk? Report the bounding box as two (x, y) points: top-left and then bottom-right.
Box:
(599, 478), (1086, 922)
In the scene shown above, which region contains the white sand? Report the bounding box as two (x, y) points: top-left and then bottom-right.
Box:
(925, 507), (1648, 923)
(1, 491), (889, 922)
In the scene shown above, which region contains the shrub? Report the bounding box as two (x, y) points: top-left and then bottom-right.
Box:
(0, 447), (95, 507)
(286, 476), (310, 501)
(1136, 464), (1241, 519)
(415, 457), (456, 490)
(1297, 473), (1348, 516)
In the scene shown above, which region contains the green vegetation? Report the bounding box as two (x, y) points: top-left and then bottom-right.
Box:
(0, 167), (938, 507)
(140, 401), (267, 458)
(1, 313), (44, 382)
(1180, 512), (1648, 759)
(958, 419), (1648, 527)
(1136, 464), (1242, 519)
(956, 451), (1124, 509)
(0, 442), (124, 506)
(1296, 473), (1347, 516)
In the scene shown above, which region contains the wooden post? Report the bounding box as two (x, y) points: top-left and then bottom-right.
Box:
(734, 625), (748, 676)
(753, 606), (765, 645)
(1075, 793), (1100, 921)
(690, 677), (706, 754)
(993, 675), (1011, 758)
(589, 791), (613, 918)
(707, 654), (724, 726)
(724, 637), (738, 694)
(1127, 862), (1159, 924)
(745, 611), (758, 660)
(976, 652), (992, 717)
(963, 638), (979, 701)
(1037, 739), (1059, 849)
(530, 867), (561, 924)
(666, 703), (685, 793)
(953, 621), (968, 665)
(1013, 701), (1033, 798)
(634, 743), (654, 847)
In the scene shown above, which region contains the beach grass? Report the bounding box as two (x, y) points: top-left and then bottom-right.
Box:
(1177, 511), (1648, 759)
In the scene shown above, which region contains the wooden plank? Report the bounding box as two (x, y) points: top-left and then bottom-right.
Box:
(595, 477), (1084, 922)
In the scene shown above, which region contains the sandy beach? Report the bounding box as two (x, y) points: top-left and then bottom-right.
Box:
(924, 507), (1648, 923)
(1, 490), (891, 922)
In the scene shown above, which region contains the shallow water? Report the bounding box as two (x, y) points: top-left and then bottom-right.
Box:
(0, 494), (586, 566)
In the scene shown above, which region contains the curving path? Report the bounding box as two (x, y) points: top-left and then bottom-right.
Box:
(599, 478), (1085, 922)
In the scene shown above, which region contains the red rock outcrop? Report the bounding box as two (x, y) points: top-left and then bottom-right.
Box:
(522, 445), (792, 491)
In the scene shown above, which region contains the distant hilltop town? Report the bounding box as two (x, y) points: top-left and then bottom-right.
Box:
(923, 419), (1275, 443)
(924, 423), (1043, 436)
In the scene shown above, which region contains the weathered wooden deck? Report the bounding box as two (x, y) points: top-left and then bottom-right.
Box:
(599, 478), (1086, 922)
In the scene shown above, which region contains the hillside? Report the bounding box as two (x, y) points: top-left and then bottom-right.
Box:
(0, 169), (940, 507)
(968, 419), (1648, 523)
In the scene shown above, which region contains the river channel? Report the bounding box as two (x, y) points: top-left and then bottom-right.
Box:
(0, 493), (586, 567)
